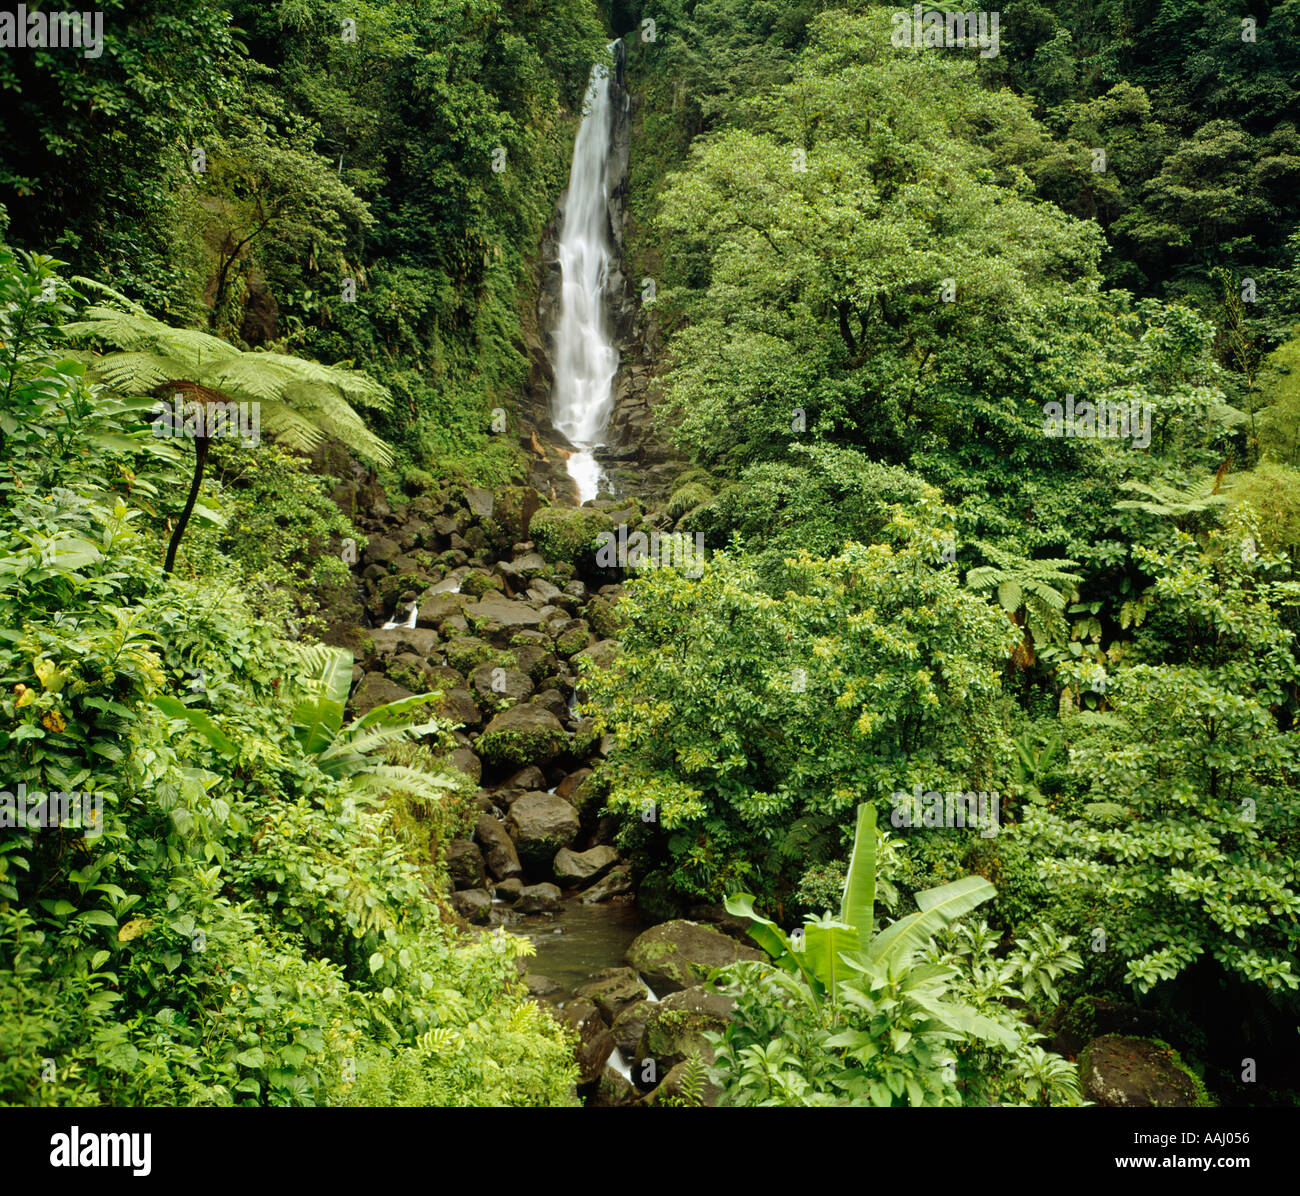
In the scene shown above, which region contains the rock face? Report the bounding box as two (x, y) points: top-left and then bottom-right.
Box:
(1079, 1036), (1205, 1107)
(506, 791), (581, 872)
(624, 920), (765, 995)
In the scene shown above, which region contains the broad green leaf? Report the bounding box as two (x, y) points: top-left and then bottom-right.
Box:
(867, 877), (997, 966)
(840, 802), (876, 948)
(153, 695), (238, 759)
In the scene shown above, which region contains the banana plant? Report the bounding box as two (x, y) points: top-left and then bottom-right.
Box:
(726, 804), (1005, 1011)
(154, 646), (458, 807)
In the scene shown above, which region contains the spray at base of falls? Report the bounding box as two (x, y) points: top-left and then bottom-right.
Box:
(551, 47), (622, 505)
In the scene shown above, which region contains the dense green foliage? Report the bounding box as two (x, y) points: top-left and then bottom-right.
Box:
(0, 248), (576, 1106)
(5, 0), (1300, 1110)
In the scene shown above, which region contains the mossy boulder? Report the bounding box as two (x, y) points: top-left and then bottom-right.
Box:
(624, 920), (764, 995)
(1078, 1036), (1212, 1108)
(636, 986), (735, 1069)
(506, 790), (581, 873)
(552, 620), (592, 658)
(585, 594), (621, 639)
(476, 703), (568, 769)
(530, 506), (615, 566)
(445, 635), (496, 675)
(460, 570), (503, 598)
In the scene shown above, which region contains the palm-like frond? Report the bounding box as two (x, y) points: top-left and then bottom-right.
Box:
(1114, 476), (1228, 520)
(63, 308), (394, 465)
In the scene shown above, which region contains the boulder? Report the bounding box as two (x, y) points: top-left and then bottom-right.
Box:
(463, 485), (494, 521)
(434, 687), (482, 731)
(1079, 1036), (1206, 1108)
(493, 876), (523, 902)
(446, 747), (481, 784)
(444, 839), (487, 891)
(502, 765), (547, 791)
(554, 845), (619, 887)
(624, 920), (764, 995)
(475, 813), (523, 880)
(417, 590), (472, 628)
(576, 967), (648, 1024)
(449, 888), (492, 925)
(470, 664), (534, 706)
(524, 970), (560, 999)
(364, 626), (441, 661)
(611, 999), (653, 1058)
(579, 864), (633, 904)
(560, 998), (614, 1086)
(505, 791), (580, 872)
(349, 672), (413, 718)
(515, 882), (564, 914)
(642, 1059), (722, 1108)
(572, 639), (620, 673)
(464, 591), (547, 632)
(637, 986), (735, 1069)
(592, 1066), (638, 1107)
(477, 703), (568, 769)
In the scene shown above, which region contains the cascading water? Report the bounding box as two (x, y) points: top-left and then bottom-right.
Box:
(551, 48), (621, 505)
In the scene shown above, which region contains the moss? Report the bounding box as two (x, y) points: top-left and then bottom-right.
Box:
(530, 506), (615, 565)
(446, 636), (495, 675)
(460, 570), (503, 598)
(585, 595), (620, 639)
(554, 624), (591, 658)
(476, 725), (567, 769)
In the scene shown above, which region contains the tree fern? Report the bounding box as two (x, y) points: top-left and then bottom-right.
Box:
(965, 541), (1080, 647)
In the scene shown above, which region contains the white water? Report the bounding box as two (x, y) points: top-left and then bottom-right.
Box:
(552, 50), (620, 505)
(381, 601), (418, 630)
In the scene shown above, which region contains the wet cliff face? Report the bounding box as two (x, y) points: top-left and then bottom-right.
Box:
(522, 41), (678, 507)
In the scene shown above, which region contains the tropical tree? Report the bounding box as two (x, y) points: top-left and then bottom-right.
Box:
(65, 293), (393, 574)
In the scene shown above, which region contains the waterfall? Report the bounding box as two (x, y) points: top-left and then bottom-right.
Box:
(551, 48), (621, 505)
